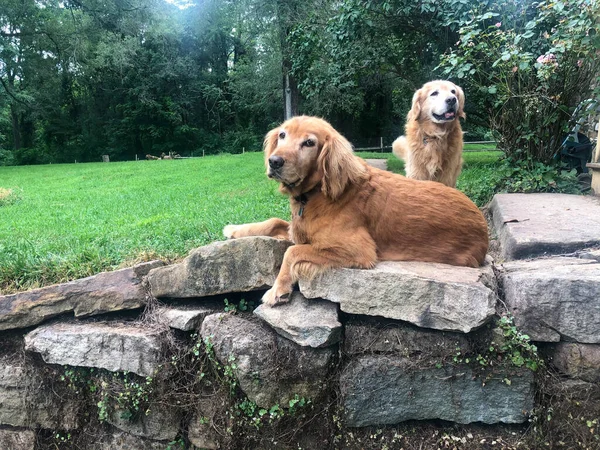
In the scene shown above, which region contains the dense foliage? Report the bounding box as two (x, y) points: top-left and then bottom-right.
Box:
(0, 0), (597, 165)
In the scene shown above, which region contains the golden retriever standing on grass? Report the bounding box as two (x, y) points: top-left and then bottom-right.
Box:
(224, 116), (488, 306)
(392, 80), (466, 187)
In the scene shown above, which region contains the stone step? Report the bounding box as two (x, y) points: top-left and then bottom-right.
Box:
(490, 193), (600, 260)
(24, 321), (166, 377)
(340, 355), (534, 427)
(148, 237), (292, 299)
(499, 258), (600, 343)
(254, 292), (342, 348)
(0, 261), (163, 332)
(299, 260), (496, 333)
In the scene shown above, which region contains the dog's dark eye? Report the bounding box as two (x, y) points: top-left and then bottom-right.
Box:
(430, 91), (439, 96)
(278, 131), (286, 139)
(451, 89), (456, 94)
(303, 139), (315, 147)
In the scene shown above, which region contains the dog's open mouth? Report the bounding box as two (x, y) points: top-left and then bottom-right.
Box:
(432, 110), (456, 121)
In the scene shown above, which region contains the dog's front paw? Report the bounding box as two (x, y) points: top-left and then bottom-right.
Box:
(223, 224), (240, 239)
(262, 286), (291, 307)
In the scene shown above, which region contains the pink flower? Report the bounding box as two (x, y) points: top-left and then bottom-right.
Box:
(495, 22), (502, 27)
(577, 59), (583, 67)
(512, 66), (518, 73)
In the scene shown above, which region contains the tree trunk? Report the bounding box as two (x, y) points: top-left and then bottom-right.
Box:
(10, 105), (21, 150)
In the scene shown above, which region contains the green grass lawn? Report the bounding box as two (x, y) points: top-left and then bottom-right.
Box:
(0, 151), (501, 293)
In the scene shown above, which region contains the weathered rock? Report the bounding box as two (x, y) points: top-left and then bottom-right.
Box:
(0, 428), (36, 450)
(547, 342), (600, 382)
(340, 355), (534, 427)
(0, 359), (79, 429)
(499, 258), (600, 343)
(108, 406), (181, 441)
(344, 318), (472, 358)
(25, 321), (166, 377)
(200, 313), (335, 408)
(579, 249), (600, 262)
(156, 301), (222, 331)
(254, 292), (341, 348)
(489, 193), (600, 260)
(188, 397), (223, 450)
(299, 260), (496, 333)
(148, 237), (292, 299)
(0, 261), (164, 331)
(92, 431), (168, 450)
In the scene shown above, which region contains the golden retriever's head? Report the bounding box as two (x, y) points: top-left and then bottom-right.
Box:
(408, 80), (465, 124)
(263, 116), (367, 200)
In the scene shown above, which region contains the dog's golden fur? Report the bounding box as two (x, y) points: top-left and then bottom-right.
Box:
(392, 80), (465, 187)
(224, 116), (488, 306)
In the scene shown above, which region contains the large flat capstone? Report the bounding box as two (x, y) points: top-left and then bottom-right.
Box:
(200, 313), (336, 408)
(148, 237), (292, 299)
(340, 355), (534, 427)
(299, 260), (496, 333)
(0, 261), (163, 331)
(499, 258), (600, 343)
(489, 193), (600, 260)
(25, 321), (166, 376)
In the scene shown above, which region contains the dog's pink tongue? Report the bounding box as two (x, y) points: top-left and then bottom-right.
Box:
(445, 112), (455, 119)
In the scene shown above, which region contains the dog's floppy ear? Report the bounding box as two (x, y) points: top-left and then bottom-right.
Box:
(318, 130), (367, 201)
(407, 88), (423, 122)
(456, 84), (466, 119)
(263, 127), (279, 169)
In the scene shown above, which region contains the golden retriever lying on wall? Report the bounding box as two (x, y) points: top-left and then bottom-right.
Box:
(224, 116), (488, 306)
(392, 80), (465, 188)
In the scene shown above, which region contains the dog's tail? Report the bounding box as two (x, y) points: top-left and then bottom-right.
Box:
(392, 136), (408, 160)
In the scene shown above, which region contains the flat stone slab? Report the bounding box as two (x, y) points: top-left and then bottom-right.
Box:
(201, 313), (335, 408)
(156, 301), (221, 331)
(254, 292), (341, 348)
(299, 260), (496, 333)
(340, 355), (534, 427)
(0, 261), (164, 331)
(490, 193), (600, 260)
(364, 159), (388, 170)
(25, 321), (166, 377)
(148, 237), (292, 299)
(499, 258), (600, 343)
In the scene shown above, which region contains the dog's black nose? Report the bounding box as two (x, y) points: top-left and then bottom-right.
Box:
(446, 96), (457, 106)
(268, 155), (285, 169)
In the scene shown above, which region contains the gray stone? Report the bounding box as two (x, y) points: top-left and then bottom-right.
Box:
(157, 302), (221, 331)
(489, 193), (600, 260)
(188, 397), (223, 450)
(579, 249), (600, 262)
(108, 406), (181, 441)
(200, 313), (335, 408)
(254, 292), (341, 348)
(547, 342), (600, 382)
(92, 431), (168, 450)
(299, 260), (496, 333)
(148, 237), (292, 299)
(0, 428), (36, 450)
(0, 359), (79, 429)
(499, 258), (600, 343)
(0, 261), (163, 331)
(340, 355), (534, 427)
(344, 319), (472, 358)
(25, 321), (165, 377)
(364, 159), (388, 171)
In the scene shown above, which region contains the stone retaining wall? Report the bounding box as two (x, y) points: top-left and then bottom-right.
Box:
(0, 193), (599, 449)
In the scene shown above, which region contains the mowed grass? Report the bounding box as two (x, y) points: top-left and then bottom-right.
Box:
(0, 151), (501, 293)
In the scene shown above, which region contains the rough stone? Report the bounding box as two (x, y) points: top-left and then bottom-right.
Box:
(343, 318), (472, 358)
(200, 313), (335, 408)
(156, 301), (222, 331)
(92, 431), (168, 450)
(148, 237), (292, 299)
(0, 261), (163, 331)
(340, 355), (534, 427)
(25, 321), (165, 377)
(108, 406), (181, 441)
(254, 292), (341, 348)
(0, 428), (36, 450)
(489, 193), (600, 260)
(546, 342), (600, 382)
(299, 260), (496, 333)
(188, 397), (223, 450)
(499, 258), (600, 343)
(0, 359), (79, 429)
